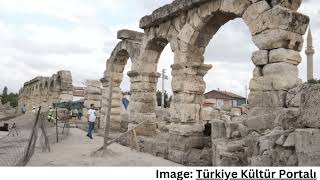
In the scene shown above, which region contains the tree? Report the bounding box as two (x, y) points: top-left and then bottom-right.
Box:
(165, 95), (172, 108)
(308, 79), (320, 84)
(1, 87), (18, 107)
(2, 86), (8, 96)
(156, 90), (162, 107)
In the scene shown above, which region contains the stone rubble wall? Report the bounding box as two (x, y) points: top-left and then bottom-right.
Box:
(18, 70), (73, 113)
(211, 83), (320, 166)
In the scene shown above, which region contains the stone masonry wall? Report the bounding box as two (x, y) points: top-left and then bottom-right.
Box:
(83, 80), (102, 126)
(18, 70), (73, 112)
(211, 83), (320, 166)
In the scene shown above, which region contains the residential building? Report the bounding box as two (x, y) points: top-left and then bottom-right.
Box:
(204, 90), (246, 109)
(73, 87), (85, 101)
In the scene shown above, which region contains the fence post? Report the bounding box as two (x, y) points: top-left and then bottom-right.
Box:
(21, 106), (41, 166)
(103, 77), (113, 155)
(40, 113), (51, 152)
(55, 108), (59, 143)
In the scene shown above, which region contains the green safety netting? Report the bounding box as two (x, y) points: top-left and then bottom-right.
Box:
(53, 101), (85, 110)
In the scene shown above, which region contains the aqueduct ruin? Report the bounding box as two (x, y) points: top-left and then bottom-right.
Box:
(18, 71), (73, 112)
(18, 0), (318, 166)
(102, 0), (309, 164)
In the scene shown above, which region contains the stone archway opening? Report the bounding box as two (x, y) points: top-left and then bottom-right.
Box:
(127, 36), (173, 136)
(199, 18), (257, 140)
(155, 44), (174, 122)
(203, 18), (256, 110)
(156, 45), (174, 103)
(56, 75), (62, 89)
(119, 57), (132, 130)
(50, 80), (54, 89)
(110, 48), (131, 131)
(101, 29), (144, 132)
(119, 57), (132, 93)
(45, 81), (48, 89)
(129, 36), (169, 122)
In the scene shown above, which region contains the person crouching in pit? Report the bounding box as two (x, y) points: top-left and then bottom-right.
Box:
(87, 104), (96, 139)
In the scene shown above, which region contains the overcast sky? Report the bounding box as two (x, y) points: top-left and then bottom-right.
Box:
(0, 0), (319, 98)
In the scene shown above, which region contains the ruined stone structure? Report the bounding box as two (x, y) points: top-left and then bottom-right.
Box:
(18, 71), (73, 112)
(101, 30), (145, 131)
(102, 0), (311, 166)
(15, 0), (315, 166)
(306, 28), (314, 81)
(83, 80), (102, 124)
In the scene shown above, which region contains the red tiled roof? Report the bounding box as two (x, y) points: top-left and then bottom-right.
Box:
(219, 91), (245, 99)
(204, 90), (245, 100)
(73, 87), (85, 97)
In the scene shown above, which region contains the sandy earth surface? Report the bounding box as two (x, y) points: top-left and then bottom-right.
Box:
(0, 114), (36, 166)
(0, 131), (7, 138)
(28, 128), (180, 166)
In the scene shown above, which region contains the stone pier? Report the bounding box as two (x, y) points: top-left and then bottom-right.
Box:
(83, 80), (102, 125)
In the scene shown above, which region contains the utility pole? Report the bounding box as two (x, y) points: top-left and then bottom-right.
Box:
(161, 69), (168, 108)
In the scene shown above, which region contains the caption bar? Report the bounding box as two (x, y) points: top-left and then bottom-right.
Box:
(156, 168), (317, 180)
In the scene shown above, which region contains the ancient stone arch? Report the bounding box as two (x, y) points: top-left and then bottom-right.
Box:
(102, 0), (309, 164)
(126, 37), (168, 126)
(136, 0), (308, 123)
(101, 30), (144, 129)
(27, 87), (30, 95)
(57, 75), (62, 87)
(39, 78), (49, 106)
(49, 79), (54, 89)
(44, 80), (49, 89)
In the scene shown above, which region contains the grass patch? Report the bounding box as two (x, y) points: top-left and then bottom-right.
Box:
(308, 79), (320, 84)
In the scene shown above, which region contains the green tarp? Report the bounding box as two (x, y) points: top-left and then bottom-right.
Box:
(53, 101), (85, 110)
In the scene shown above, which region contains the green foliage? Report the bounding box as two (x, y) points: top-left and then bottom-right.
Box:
(2, 86), (8, 96)
(308, 79), (320, 84)
(156, 90), (172, 108)
(1, 87), (18, 108)
(156, 91), (161, 106)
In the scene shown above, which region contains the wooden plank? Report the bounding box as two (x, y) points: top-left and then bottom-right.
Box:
(95, 120), (149, 153)
(130, 130), (134, 151)
(40, 114), (51, 152)
(55, 108), (59, 143)
(133, 129), (140, 152)
(102, 78), (113, 156)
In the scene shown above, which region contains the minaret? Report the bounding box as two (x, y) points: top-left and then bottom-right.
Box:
(306, 27), (315, 81)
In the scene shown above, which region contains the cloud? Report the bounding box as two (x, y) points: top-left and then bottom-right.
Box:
(0, 0), (318, 100)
